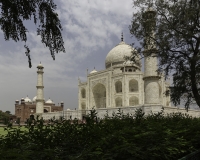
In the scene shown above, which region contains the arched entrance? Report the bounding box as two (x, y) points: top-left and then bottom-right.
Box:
(93, 83), (106, 108)
(129, 96), (139, 106)
(115, 97), (122, 107)
(129, 79), (138, 92)
(44, 109), (48, 113)
(30, 115), (34, 120)
(81, 102), (86, 110)
(81, 88), (86, 98)
(115, 81), (122, 93)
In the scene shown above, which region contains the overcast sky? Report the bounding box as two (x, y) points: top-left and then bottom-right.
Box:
(0, 0), (141, 114)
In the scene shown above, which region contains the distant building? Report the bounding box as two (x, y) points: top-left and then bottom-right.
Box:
(15, 63), (64, 123)
(15, 97), (64, 123)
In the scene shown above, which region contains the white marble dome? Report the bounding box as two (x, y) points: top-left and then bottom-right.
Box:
(37, 63), (44, 69)
(90, 68), (97, 74)
(32, 96), (45, 102)
(24, 96), (32, 102)
(105, 41), (140, 69)
(32, 96), (37, 102)
(46, 98), (54, 104)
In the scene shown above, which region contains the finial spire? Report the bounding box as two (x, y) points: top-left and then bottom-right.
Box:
(121, 32), (123, 42)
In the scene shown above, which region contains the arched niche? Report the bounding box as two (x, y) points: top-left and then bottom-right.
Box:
(115, 97), (122, 107)
(129, 79), (138, 92)
(81, 88), (86, 98)
(115, 81), (122, 93)
(92, 83), (106, 108)
(81, 102), (86, 110)
(129, 96), (139, 106)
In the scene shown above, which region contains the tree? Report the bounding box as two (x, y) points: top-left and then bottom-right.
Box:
(5, 111), (11, 115)
(129, 0), (200, 109)
(0, 0), (65, 68)
(0, 111), (10, 124)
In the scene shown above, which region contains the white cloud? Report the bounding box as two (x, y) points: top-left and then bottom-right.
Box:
(58, 0), (133, 60)
(0, 0), (134, 113)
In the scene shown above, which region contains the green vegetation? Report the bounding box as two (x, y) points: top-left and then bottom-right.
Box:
(130, 0), (200, 109)
(0, 126), (27, 135)
(0, 109), (200, 159)
(0, 110), (12, 125)
(0, 127), (6, 135)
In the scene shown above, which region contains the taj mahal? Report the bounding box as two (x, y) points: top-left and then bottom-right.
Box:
(78, 34), (170, 110)
(39, 32), (200, 120)
(15, 9), (200, 121)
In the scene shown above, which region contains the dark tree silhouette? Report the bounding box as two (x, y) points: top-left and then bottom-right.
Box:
(130, 0), (200, 109)
(0, 0), (65, 68)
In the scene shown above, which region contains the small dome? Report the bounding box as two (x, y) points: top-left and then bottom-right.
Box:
(105, 41), (140, 69)
(33, 96), (45, 102)
(67, 108), (71, 111)
(32, 96), (37, 102)
(90, 69), (97, 74)
(46, 98), (54, 104)
(37, 62), (44, 69)
(24, 96), (32, 103)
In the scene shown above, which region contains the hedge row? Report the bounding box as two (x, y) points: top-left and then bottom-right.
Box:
(0, 109), (200, 160)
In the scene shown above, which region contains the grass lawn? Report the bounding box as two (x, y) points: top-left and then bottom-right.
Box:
(0, 126), (27, 136)
(0, 127), (7, 135)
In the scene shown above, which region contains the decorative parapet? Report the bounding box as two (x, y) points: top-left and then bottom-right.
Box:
(36, 105), (200, 121)
(143, 75), (161, 80)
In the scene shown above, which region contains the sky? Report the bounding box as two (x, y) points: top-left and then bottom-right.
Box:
(0, 0), (139, 114)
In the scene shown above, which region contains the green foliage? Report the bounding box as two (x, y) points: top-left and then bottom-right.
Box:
(0, 109), (200, 159)
(0, 110), (11, 124)
(130, 0), (200, 109)
(16, 117), (20, 125)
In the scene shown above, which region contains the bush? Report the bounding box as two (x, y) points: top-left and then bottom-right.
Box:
(0, 109), (200, 160)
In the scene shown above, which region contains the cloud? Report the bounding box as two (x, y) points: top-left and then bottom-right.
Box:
(0, 0), (134, 113)
(58, 0), (133, 60)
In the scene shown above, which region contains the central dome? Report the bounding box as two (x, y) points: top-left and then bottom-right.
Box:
(105, 41), (140, 69)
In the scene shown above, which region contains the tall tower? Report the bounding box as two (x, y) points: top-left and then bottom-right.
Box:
(36, 63), (44, 113)
(143, 8), (160, 104)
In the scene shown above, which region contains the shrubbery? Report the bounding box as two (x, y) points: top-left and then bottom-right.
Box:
(0, 109), (200, 160)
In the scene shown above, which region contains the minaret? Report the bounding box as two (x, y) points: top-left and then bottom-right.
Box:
(36, 62), (44, 113)
(143, 8), (160, 104)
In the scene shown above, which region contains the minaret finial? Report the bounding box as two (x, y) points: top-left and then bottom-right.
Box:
(121, 32), (123, 42)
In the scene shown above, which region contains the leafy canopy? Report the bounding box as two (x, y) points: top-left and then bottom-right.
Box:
(130, 0), (200, 109)
(0, 0), (65, 68)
